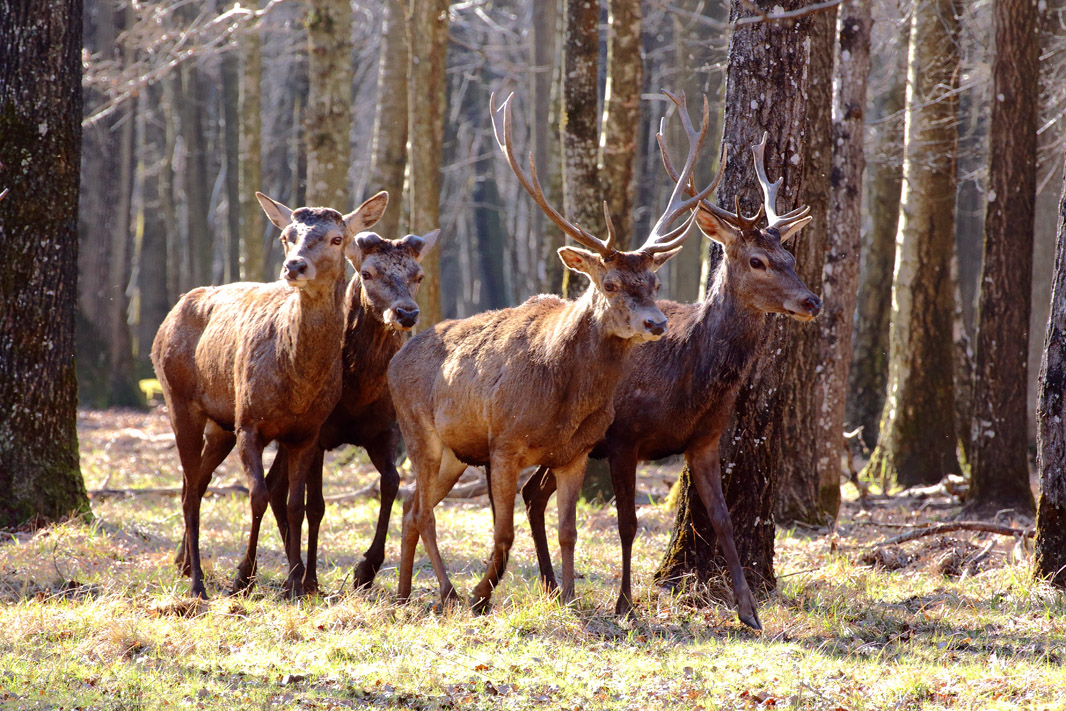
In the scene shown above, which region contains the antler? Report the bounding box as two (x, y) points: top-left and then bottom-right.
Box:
(751, 133), (812, 237)
(490, 92), (616, 257)
(640, 90), (718, 254)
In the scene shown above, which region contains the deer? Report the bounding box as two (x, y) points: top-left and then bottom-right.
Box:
(521, 95), (822, 631)
(386, 91), (717, 612)
(154, 190), (388, 599)
(262, 228), (439, 595)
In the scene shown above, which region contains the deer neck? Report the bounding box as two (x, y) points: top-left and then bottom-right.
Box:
(341, 278), (405, 381)
(694, 261), (768, 390)
(555, 285), (633, 366)
(276, 272), (346, 395)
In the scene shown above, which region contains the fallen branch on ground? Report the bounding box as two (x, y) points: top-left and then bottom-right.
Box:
(872, 521), (1035, 547)
(88, 485), (248, 499)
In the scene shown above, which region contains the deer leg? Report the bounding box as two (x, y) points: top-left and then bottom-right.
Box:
(417, 448), (466, 606)
(471, 456), (520, 613)
(175, 421), (235, 576)
(608, 447), (639, 618)
(521, 466), (559, 594)
(280, 442), (313, 599)
(553, 456), (588, 605)
(302, 447), (325, 595)
(171, 402), (209, 598)
(686, 441), (761, 631)
(354, 431), (400, 590)
(265, 445), (290, 549)
(232, 428), (269, 594)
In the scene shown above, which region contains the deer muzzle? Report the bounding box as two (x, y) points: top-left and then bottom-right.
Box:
(385, 302), (420, 330)
(783, 293), (822, 322)
(282, 257), (315, 286)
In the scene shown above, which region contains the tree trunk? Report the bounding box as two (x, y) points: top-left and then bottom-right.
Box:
(599, 0), (641, 248)
(560, 0), (600, 301)
(134, 89), (170, 369)
(775, 3), (838, 525)
(177, 63), (213, 288)
(0, 0), (90, 527)
(305, 0), (352, 209)
(532, 0), (561, 295)
(863, 0), (962, 490)
(847, 12), (908, 453)
(1034, 149), (1066, 588)
(238, 16), (265, 282)
(406, 0), (449, 326)
(368, 0), (408, 239)
(656, 0), (817, 593)
(816, 0), (872, 517)
(967, 0), (1040, 516)
(221, 52), (241, 284)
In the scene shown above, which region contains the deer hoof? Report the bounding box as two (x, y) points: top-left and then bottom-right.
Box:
(189, 582), (209, 600)
(738, 609), (762, 631)
(301, 575), (319, 596)
(283, 578), (305, 600)
(352, 559), (379, 590)
(470, 593), (492, 615)
(614, 596), (637, 619)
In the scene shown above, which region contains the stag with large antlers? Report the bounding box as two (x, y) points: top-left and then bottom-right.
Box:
(522, 95), (822, 630)
(387, 92), (716, 611)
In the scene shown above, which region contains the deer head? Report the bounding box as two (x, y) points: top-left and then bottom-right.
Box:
(491, 91), (716, 341)
(658, 101), (821, 322)
(348, 229), (440, 330)
(256, 191), (389, 290)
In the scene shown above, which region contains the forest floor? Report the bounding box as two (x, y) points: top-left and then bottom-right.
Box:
(1, 407), (1063, 710)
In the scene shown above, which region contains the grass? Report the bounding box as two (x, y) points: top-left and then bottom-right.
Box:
(1, 407), (1064, 710)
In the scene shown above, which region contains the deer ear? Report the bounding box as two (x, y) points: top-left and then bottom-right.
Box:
(347, 231), (385, 266)
(648, 245), (684, 272)
(558, 246), (604, 279)
(401, 229), (441, 263)
(695, 207), (737, 247)
(343, 190), (389, 236)
(256, 192), (293, 229)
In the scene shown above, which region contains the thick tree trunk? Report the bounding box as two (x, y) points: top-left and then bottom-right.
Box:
(816, 0), (872, 518)
(368, 0), (408, 239)
(406, 0), (448, 326)
(0, 0), (90, 527)
(221, 53), (241, 284)
(134, 90), (170, 368)
(238, 18), (265, 282)
(599, 0), (641, 248)
(305, 0), (352, 209)
(532, 0), (561, 294)
(847, 13), (908, 453)
(177, 63), (213, 288)
(775, 3), (838, 525)
(1034, 150), (1066, 588)
(656, 0), (816, 593)
(967, 0), (1040, 516)
(864, 0), (962, 490)
(560, 0), (600, 302)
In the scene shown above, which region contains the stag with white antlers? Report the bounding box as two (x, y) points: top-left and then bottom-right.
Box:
(522, 94), (822, 630)
(387, 91), (717, 611)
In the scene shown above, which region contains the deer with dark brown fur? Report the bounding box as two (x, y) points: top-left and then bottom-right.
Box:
(154, 190), (388, 599)
(386, 92), (717, 612)
(263, 228), (439, 595)
(522, 96), (821, 630)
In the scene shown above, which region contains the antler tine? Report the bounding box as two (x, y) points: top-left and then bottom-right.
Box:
(602, 201), (618, 252)
(658, 131), (746, 228)
(641, 91), (717, 254)
(0, 188), (7, 203)
(490, 92), (612, 257)
(751, 132), (810, 231)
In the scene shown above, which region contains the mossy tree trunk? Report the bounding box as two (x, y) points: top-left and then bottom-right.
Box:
(305, 0), (352, 209)
(1034, 149), (1066, 588)
(967, 0), (1040, 516)
(846, 11), (908, 453)
(656, 0), (817, 593)
(406, 0), (449, 327)
(368, 0), (408, 240)
(863, 0), (963, 490)
(0, 0), (90, 527)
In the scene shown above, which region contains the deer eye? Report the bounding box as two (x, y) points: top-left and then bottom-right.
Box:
(361, 271), (373, 281)
(749, 257), (766, 270)
(414, 274), (424, 284)
(603, 282), (619, 293)
(331, 235), (343, 245)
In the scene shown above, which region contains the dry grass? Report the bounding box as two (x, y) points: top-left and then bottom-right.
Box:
(0, 407), (1064, 710)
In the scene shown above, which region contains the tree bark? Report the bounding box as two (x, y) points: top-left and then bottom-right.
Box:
(863, 0), (963, 490)
(221, 52), (241, 284)
(0, 0), (90, 527)
(406, 0), (449, 326)
(176, 62), (213, 288)
(532, 0), (561, 295)
(656, 0), (817, 593)
(847, 10), (908, 452)
(368, 0), (408, 239)
(775, 2), (838, 525)
(967, 0), (1040, 516)
(305, 0), (352, 209)
(816, 0), (872, 519)
(238, 16), (265, 282)
(1034, 150), (1066, 588)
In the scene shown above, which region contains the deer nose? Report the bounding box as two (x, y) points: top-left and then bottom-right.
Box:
(803, 295), (822, 317)
(283, 258), (308, 277)
(395, 306), (419, 328)
(644, 317), (667, 336)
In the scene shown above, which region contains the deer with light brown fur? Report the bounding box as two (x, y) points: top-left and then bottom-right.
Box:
(522, 93), (822, 629)
(386, 92), (717, 612)
(154, 190), (388, 599)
